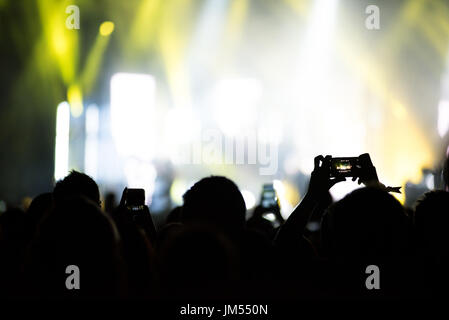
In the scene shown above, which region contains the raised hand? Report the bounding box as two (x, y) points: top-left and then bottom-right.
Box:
(306, 155), (346, 200)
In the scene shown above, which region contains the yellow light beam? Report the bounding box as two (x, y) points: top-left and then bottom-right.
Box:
(67, 83), (83, 117)
(217, 0), (249, 70)
(125, 0), (162, 59)
(37, 0), (78, 85)
(79, 22), (114, 96)
(336, 39), (435, 190)
(378, 0), (425, 58)
(157, 0), (194, 109)
(283, 0), (310, 16)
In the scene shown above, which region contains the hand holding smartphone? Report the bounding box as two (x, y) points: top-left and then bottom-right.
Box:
(119, 187), (157, 242)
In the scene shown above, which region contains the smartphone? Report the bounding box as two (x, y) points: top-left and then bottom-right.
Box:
(261, 183), (278, 209)
(126, 188), (145, 211)
(330, 157), (360, 177)
(123, 188), (157, 242)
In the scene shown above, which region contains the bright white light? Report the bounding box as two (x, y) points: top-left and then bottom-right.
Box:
(329, 179), (361, 202)
(299, 0), (339, 82)
(241, 189), (256, 210)
(212, 78), (262, 136)
(110, 73), (156, 160)
(438, 100), (449, 137)
(258, 109), (283, 145)
(292, 0), (367, 175)
(188, 0), (228, 68)
(425, 174), (434, 190)
(84, 104), (99, 180)
(262, 212), (277, 222)
(170, 179), (189, 205)
(163, 107), (201, 163)
(273, 179), (294, 219)
(123, 158), (157, 205)
(54, 101), (70, 181)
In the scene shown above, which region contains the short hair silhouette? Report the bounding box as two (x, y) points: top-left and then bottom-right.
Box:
(53, 170), (100, 206)
(321, 187), (411, 259)
(158, 225), (237, 298)
(25, 192), (53, 243)
(414, 190), (449, 257)
(27, 196), (124, 298)
(181, 176), (246, 231)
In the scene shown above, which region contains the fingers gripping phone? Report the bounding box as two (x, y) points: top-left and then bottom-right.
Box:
(329, 153), (379, 183)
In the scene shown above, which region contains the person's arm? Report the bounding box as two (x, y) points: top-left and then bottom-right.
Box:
(274, 155), (344, 246)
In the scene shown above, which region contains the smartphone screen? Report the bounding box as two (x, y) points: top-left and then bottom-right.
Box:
(330, 157), (359, 177)
(261, 184), (278, 209)
(126, 188), (145, 211)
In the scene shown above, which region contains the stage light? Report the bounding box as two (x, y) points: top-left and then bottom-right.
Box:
(170, 179), (190, 205)
(212, 78), (262, 136)
(110, 73), (156, 160)
(54, 102), (71, 181)
(84, 104), (99, 180)
(438, 100), (449, 137)
(273, 180), (295, 219)
(258, 109), (283, 145)
(163, 107), (201, 164)
(241, 189), (256, 210)
(123, 158), (157, 205)
(36, 1), (78, 85)
(425, 174), (435, 190)
(293, 0), (342, 174)
(67, 84), (83, 117)
(110, 73), (157, 202)
(99, 21), (114, 36)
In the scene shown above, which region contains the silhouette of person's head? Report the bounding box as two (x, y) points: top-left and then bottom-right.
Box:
(53, 170), (100, 207)
(158, 224), (237, 297)
(28, 196), (124, 298)
(414, 190), (449, 257)
(321, 187), (411, 260)
(25, 192), (53, 243)
(0, 207), (27, 296)
(181, 176), (246, 232)
(166, 206), (182, 224)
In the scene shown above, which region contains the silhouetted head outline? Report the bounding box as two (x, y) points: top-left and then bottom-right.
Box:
(32, 196), (123, 297)
(181, 176), (246, 232)
(321, 187), (410, 260)
(414, 190), (449, 256)
(53, 170), (100, 207)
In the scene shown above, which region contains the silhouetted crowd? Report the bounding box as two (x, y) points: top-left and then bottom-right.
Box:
(0, 155), (448, 300)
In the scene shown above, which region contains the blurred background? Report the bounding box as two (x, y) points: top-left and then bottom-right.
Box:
(1, 0), (449, 219)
